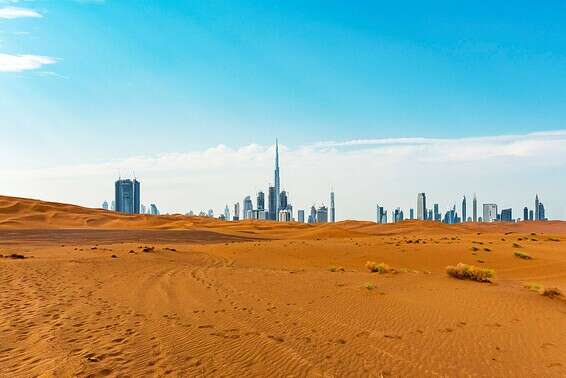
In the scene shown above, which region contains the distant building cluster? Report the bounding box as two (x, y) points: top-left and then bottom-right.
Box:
(101, 177), (160, 216)
(377, 193), (548, 224)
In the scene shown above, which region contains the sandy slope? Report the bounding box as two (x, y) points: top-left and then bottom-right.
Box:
(1, 196), (566, 377)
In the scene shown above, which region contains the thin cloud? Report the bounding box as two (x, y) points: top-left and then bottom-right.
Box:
(0, 6), (41, 19)
(0, 53), (56, 72)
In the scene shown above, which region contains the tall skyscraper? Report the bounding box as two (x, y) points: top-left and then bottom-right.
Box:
(279, 190), (288, 211)
(501, 208), (512, 222)
(376, 204), (385, 224)
(317, 206), (328, 223)
(330, 191), (336, 223)
(115, 178), (141, 214)
(417, 193), (426, 220)
(274, 139), (281, 215)
(483, 203), (497, 222)
(535, 194), (540, 220)
(409, 208), (414, 220)
(149, 203), (159, 215)
(297, 209), (305, 223)
(243, 196), (253, 219)
(102, 201), (109, 210)
(523, 207), (529, 221)
(257, 191), (265, 211)
(461, 196), (467, 223)
(268, 186), (277, 220)
(224, 205), (230, 221)
(233, 202), (240, 221)
(433, 203), (440, 221)
(529, 209), (534, 221)
(472, 194), (477, 222)
(309, 205), (317, 224)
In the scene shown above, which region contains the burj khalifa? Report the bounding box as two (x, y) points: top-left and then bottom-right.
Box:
(274, 139), (281, 215)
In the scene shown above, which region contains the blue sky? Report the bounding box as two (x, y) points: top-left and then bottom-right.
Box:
(2, 1), (566, 218)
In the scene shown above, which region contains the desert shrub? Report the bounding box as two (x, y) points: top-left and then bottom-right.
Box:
(446, 263), (494, 282)
(329, 266), (345, 272)
(366, 261), (394, 273)
(512, 243), (522, 248)
(364, 282), (376, 290)
(514, 251), (532, 260)
(484, 248), (491, 252)
(542, 287), (562, 298)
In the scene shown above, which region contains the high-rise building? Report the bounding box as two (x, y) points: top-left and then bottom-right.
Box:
(538, 202), (546, 221)
(297, 209), (305, 223)
(268, 186), (277, 221)
(278, 209), (291, 222)
(102, 201), (109, 210)
(461, 196), (467, 223)
(111, 200), (116, 211)
(501, 208), (512, 222)
(317, 206), (328, 223)
(428, 209), (433, 221)
(140, 204), (146, 214)
(472, 194), (478, 222)
(417, 193), (426, 220)
(433, 203), (440, 221)
(483, 203), (498, 222)
(535, 195), (540, 220)
(529, 209), (534, 221)
(279, 191), (288, 211)
(309, 205), (317, 224)
(257, 191), (265, 211)
(115, 178), (140, 214)
(523, 207), (529, 221)
(149, 203), (159, 215)
(376, 205), (385, 224)
(409, 208), (414, 220)
(224, 205), (230, 221)
(233, 202), (240, 221)
(393, 208), (404, 223)
(243, 196), (253, 220)
(330, 191), (336, 223)
(274, 139), (281, 215)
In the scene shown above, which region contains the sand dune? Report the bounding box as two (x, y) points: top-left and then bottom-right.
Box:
(1, 196), (566, 377)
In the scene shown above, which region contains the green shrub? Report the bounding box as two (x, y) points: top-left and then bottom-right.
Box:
(366, 261), (394, 273)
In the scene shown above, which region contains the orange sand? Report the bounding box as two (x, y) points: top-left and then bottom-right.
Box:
(1, 195), (565, 377)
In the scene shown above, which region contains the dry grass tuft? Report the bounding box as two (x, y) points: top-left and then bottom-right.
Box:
(363, 282), (376, 290)
(329, 266), (345, 272)
(542, 287), (562, 298)
(366, 261), (394, 273)
(514, 251), (532, 260)
(513, 243), (522, 248)
(446, 263), (494, 282)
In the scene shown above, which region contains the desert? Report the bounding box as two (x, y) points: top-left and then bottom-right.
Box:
(1, 195), (565, 377)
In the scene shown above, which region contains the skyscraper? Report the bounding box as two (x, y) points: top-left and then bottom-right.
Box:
(535, 195), (540, 220)
(115, 178), (141, 214)
(501, 208), (512, 222)
(417, 193), (426, 220)
(279, 190), (288, 211)
(461, 196), (467, 223)
(309, 205), (317, 224)
(376, 204), (386, 224)
(523, 207), (529, 221)
(268, 186), (277, 221)
(297, 209), (305, 223)
(472, 194), (477, 222)
(257, 191), (265, 211)
(330, 191), (336, 223)
(274, 139), (281, 215)
(243, 196), (253, 219)
(102, 201), (109, 210)
(409, 208), (414, 220)
(317, 206), (328, 223)
(149, 203), (159, 215)
(224, 205), (230, 221)
(483, 203), (498, 222)
(433, 203), (440, 221)
(233, 202), (240, 221)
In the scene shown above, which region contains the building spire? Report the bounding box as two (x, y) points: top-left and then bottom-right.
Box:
(274, 138), (281, 216)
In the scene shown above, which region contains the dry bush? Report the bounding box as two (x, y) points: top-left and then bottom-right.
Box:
(471, 246), (479, 252)
(542, 287), (562, 298)
(366, 261), (394, 273)
(446, 263), (494, 282)
(364, 282), (376, 290)
(329, 266), (345, 272)
(514, 251), (532, 260)
(512, 243), (522, 248)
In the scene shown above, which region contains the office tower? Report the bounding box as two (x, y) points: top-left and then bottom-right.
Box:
(417, 193), (426, 220)
(207, 209), (214, 217)
(268, 186), (277, 220)
(535, 195), (540, 220)
(317, 206), (328, 223)
(538, 202), (546, 220)
(523, 207), (529, 221)
(376, 205), (385, 224)
(330, 191), (336, 223)
(287, 204), (293, 220)
(409, 208), (414, 220)
(433, 203), (440, 221)
(472, 194), (477, 222)
(483, 203), (497, 222)
(257, 191), (265, 211)
(298, 210), (305, 223)
(140, 204), (146, 214)
(149, 204), (159, 215)
(309, 205), (317, 224)
(274, 139), (281, 214)
(224, 205), (230, 221)
(243, 196), (253, 219)
(428, 209), (433, 221)
(111, 200), (116, 211)
(501, 208), (512, 222)
(461, 196), (467, 223)
(233, 202), (240, 221)
(279, 191), (288, 211)
(218, 214), (226, 221)
(115, 178), (141, 214)
(278, 209), (291, 222)
(529, 209), (534, 221)
(102, 201), (109, 210)
(393, 208), (404, 223)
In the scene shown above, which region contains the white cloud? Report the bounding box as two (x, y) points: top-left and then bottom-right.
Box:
(2, 131), (566, 220)
(0, 53), (55, 72)
(0, 6), (41, 19)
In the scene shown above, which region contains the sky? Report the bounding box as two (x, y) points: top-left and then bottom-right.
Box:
(1, 0), (566, 220)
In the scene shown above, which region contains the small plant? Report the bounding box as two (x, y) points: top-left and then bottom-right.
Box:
(446, 263), (495, 282)
(329, 266), (345, 272)
(512, 243), (522, 248)
(484, 248), (491, 252)
(364, 282), (376, 290)
(366, 261), (394, 273)
(514, 251), (532, 260)
(525, 282), (543, 292)
(542, 287), (562, 298)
